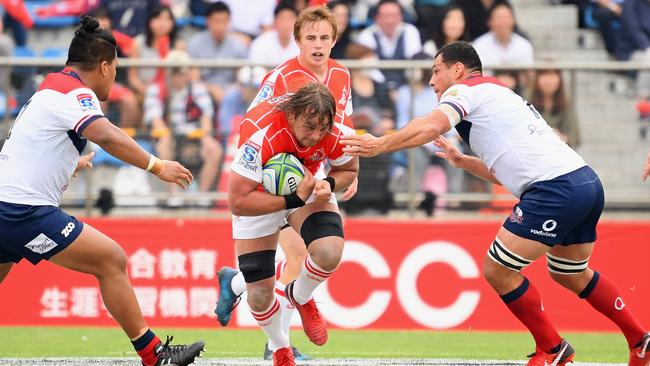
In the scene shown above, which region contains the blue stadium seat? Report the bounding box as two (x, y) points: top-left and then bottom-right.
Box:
(190, 16), (206, 28)
(41, 47), (68, 59)
(25, 2), (78, 29)
(13, 46), (35, 58)
(176, 17), (191, 28)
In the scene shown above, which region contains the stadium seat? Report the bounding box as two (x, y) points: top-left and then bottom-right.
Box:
(190, 16), (206, 28)
(25, 2), (78, 29)
(11, 46), (37, 112)
(41, 47), (67, 59)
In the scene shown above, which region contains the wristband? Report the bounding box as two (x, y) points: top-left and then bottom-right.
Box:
(324, 176), (336, 192)
(284, 191), (305, 209)
(146, 155), (166, 176)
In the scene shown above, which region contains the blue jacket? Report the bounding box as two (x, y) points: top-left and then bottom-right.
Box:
(616, 0), (650, 60)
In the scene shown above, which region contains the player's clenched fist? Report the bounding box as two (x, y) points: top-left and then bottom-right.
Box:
(296, 169), (315, 202)
(157, 160), (194, 189)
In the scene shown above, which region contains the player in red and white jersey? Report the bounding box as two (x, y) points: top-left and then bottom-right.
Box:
(0, 16), (204, 366)
(216, 7), (358, 360)
(229, 83), (358, 366)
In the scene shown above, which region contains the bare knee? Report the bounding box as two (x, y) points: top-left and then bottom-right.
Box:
(96, 243), (128, 278)
(482, 255), (522, 294)
(0, 263), (13, 284)
(549, 269), (593, 294)
(247, 281), (275, 312)
(309, 239), (343, 271)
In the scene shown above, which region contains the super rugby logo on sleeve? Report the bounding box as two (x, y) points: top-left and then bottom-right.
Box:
(238, 142), (261, 172)
(77, 93), (97, 111)
(251, 84), (273, 106)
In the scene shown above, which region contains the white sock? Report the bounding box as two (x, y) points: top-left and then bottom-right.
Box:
(230, 271), (247, 296)
(292, 255), (335, 305)
(250, 296), (289, 352)
(275, 281), (295, 335)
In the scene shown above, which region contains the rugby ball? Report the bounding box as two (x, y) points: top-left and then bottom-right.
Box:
(262, 153), (305, 196)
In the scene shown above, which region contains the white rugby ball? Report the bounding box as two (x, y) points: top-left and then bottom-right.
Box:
(262, 153), (305, 196)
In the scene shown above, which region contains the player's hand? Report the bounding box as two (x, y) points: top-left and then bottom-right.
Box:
(157, 160), (194, 189)
(313, 179), (332, 203)
(340, 133), (382, 157)
(73, 151), (95, 177)
(341, 176), (358, 201)
(643, 153), (650, 182)
(296, 169), (315, 202)
(433, 136), (465, 168)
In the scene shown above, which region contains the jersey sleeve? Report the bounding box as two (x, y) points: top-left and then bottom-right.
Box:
(55, 88), (105, 134)
(328, 123), (354, 167)
(435, 84), (473, 127)
(231, 140), (264, 183)
(248, 69), (286, 111)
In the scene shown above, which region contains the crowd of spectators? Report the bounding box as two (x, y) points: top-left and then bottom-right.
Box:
(0, 0), (623, 213)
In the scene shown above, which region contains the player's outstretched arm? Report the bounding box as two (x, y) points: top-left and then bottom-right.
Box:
(643, 153), (650, 182)
(434, 136), (500, 185)
(82, 117), (193, 189)
(341, 110), (451, 157)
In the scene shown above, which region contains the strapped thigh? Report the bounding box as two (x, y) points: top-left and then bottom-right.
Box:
(546, 253), (589, 275)
(487, 237), (532, 272)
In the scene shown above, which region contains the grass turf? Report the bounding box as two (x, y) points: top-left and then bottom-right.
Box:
(0, 327), (629, 362)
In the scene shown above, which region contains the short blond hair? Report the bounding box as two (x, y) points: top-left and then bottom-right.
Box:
(293, 6), (338, 41)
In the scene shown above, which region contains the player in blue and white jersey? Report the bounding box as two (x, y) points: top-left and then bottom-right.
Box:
(0, 16), (204, 366)
(341, 41), (649, 366)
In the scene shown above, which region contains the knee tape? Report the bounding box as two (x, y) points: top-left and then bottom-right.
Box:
(300, 211), (343, 246)
(487, 238), (532, 272)
(546, 253), (589, 275)
(238, 250), (276, 283)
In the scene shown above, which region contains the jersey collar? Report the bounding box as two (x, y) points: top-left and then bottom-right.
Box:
(60, 67), (83, 83)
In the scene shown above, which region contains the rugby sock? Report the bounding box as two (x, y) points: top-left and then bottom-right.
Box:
(275, 281), (295, 335)
(580, 271), (646, 348)
(131, 329), (161, 366)
(250, 296), (289, 352)
(292, 255), (334, 305)
(230, 271), (247, 296)
(501, 278), (562, 353)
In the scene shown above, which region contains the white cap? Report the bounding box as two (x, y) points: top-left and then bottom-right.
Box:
(237, 66), (267, 86)
(165, 50), (191, 72)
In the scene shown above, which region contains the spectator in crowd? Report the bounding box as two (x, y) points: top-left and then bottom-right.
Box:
(356, 0), (422, 90)
(495, 69), (523, 95)
(589, 0), (623, 55)
(616, 0), (650, 130)
(346, 43), (394, 134)
(1, 0), (32, 47)
(144, 50), (222, 205)
(472, 2), (534, 67)
(414, 0), (451, 45)
(455, 0), (509, 41)
(0, 16), (14, 102)
(219, 66), (267, 145)
(99, 0), (161, 38)
(529, 69), (581, 148)
(248, 3), (299, 67)
(90, 8), (140, 129)
(422, 5), (469, 57)
(187, 2), (248, 104)
(128, 5), (178, 99)
(328, 0), (352, 59)
(221, 0), (275, 43)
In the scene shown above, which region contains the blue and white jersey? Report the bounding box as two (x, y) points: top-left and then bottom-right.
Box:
(0, 68), (104, 206)
(436, 75), (586, 198)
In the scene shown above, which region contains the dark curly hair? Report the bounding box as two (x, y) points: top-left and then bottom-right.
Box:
(278, 83), (336, 130)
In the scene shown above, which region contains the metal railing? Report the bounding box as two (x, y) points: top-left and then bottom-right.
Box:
(0, 57), (649, 216)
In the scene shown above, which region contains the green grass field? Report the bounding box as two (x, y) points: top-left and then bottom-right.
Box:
(0, 327), (630, 362)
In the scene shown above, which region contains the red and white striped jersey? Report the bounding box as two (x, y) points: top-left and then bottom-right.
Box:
(248, 57), (353, 127)
(232, 95), (354, 184)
